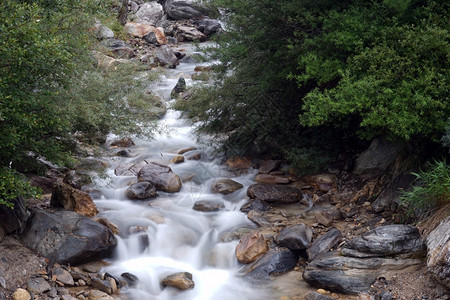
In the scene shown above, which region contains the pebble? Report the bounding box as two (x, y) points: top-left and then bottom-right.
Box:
(12, 288), (31, 300)
(317, 289), (328, 295)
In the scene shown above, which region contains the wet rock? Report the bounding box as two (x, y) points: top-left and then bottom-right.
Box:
(247, 184), (303, 204)
(170, 77), (186, 98)
(353, 137), (405, 177)
(426, 216), (450, 288)
(247, 210), (288, 227)
(126, 182), (158, 199)
(187, 152), (202, 160)
(176, 25), (207, 42)
(240, 199), (271, 213)
(115, 161), (147, 176)
(302, 174), (338, 192)
(307, 228), (343, 261)
(225, 156), (252, 172)
(255, 174), (291, 185)
(164, 0), (204, 20)
(177, 147), (197, 154)
(91, 277), (117, 294)
(95, 218), (119, 235)
(341, 225), (425, 258)
(211, 179), (243, 194)
(137, 162), (182, 193)
(0, 196), (29, 233)
(155, 45), (179, 68)
(63, 170), (92, 190)
(305, 291), (335, 300)
(116, 149), (131, 157)
(93, 21), (114, 40)
(170, 155), (185, 164)
(26, 277), (51, 294)
(121, 272), (139, 286)
(192, 200), (224, 212)
(303, 251), (422, 294)
(161, 272), (195, 290)
(193, 65), (212, 72)
(240, 247), (298, 279)
(110, 137), (135, 147)
(235, 231), (269, 264)
(54, 267), (74, 286)
(275, 224), (313, 250)
(135, 2), (164, 26)
(88, 290), (114, 300)
(12, 288), (30, 300)
(50, 182), (98, 217)
(196, 18), (222, 36)
(21, 209), (117, 265)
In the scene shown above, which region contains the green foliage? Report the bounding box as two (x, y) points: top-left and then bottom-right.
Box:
(400, 160), (450, 216)
(0, 167), (41, 209)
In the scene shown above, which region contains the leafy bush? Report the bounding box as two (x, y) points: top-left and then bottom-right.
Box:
(0, 167), (41, 209)
(400, 160), (450, 217)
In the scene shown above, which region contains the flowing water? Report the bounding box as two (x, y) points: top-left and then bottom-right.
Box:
(91, 43), (306, 300)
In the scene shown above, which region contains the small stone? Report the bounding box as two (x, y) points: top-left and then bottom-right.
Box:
(88, 289), (114, 300)
(26, 277), (51, 294)
(12, 288), (31, 300)
(110, 137), (135, 147)
(54, 267), (74, 286)
(315, 210), (334, 227)
(170, 156), (185, 164)
(177, 147), (197, 154)
(317, 289), (328, 295)
(187, 153), (201, 160)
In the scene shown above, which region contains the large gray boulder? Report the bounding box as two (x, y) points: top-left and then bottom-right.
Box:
(247, 184), (303, 204)
(341, 225), (425, 258)
(239, 247), (298, 279)
(307, 228), (343, 261)
(353, 137), (405, 176)
(164, 0), (204, 20)
(426, 217), (450, 288)
(154, 45), (179, 68)
(137, 161), (182, 193)
(21, 209), (117, 265)
(303, 251), (422, 294)
(135, 2), (164, 26)
(196, 18), (222, 36)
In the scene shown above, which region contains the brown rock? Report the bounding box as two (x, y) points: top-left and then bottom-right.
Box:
(187, 153), (201, 160)
(255, 174), (291, 185)
(194, 66), (212, 72)
(258, 160), (281, 174)
(124, 22), (167, 44)
(211, 179), (243, 194)
(247, 184), (303, 204)
(50, 182), (98, 217)
(170, 155), (185, 164)
(95, 218), (119, 235)
(235, 231), (269, 264)
(110, 137), (135, 147)
(12, 288), (31, 300)
(315, 211), (334, 227)
(54, 267), (74, 286)
(161, 272), (194, 290)
(426, 216), (450, 288)
(225, 157), (252, 172)
(193, 200), (224, 212)
(302, 174), (338, 192)
(88, 290), (114, 300)
(177, 147), (197, 154)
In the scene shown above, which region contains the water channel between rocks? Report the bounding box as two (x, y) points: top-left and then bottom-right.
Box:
(92, 43), (310, 300)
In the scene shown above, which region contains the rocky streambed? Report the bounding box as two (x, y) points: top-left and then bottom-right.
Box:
(1, 1), (449, 300)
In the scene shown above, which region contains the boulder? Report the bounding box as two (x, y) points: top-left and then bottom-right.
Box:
(170, 77), (186, 99)
(21, 209), (117, 265)
(235, 231), (269, 264)
(155, 45), (179, 68)
(239, 247), (298, 279)
(176, 25), (207, 42)
(63, 170), (92, 190)
(92, 21), (114, 40)
(341, 225), (425, 258)
(137, 162), (182, 193)
(426, 217), (450, 288)
(135, 2), (164, 26)
(50, 182), (98, 217)
(240, 199), (271, 213)
(0, 196), (29, 234)
(275, 224), (313, 250)
(255, 174), (290, 185)
(247, 184), (303, 204)
(225, 156), (252, 173)
(125, 22), (167, 44)
(353, 137), (405, 176)
(211, 179), (243, 194)
(161, 272), (194, 290)
(307, 228), (343, 261)
(196, 18), (222, 36)
(115, 161), (147, 176)
(177, 147), (197, 154)
(170, 155), (185, 164)
(110, 137), (135, 147)
(126, 182), (158, 199)
(303, 251), (422, 294)
(192, 200), (224, 212)
(164, 0), (204, 20)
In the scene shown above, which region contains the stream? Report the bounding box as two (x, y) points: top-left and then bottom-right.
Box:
(91, 43), (307, 300)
